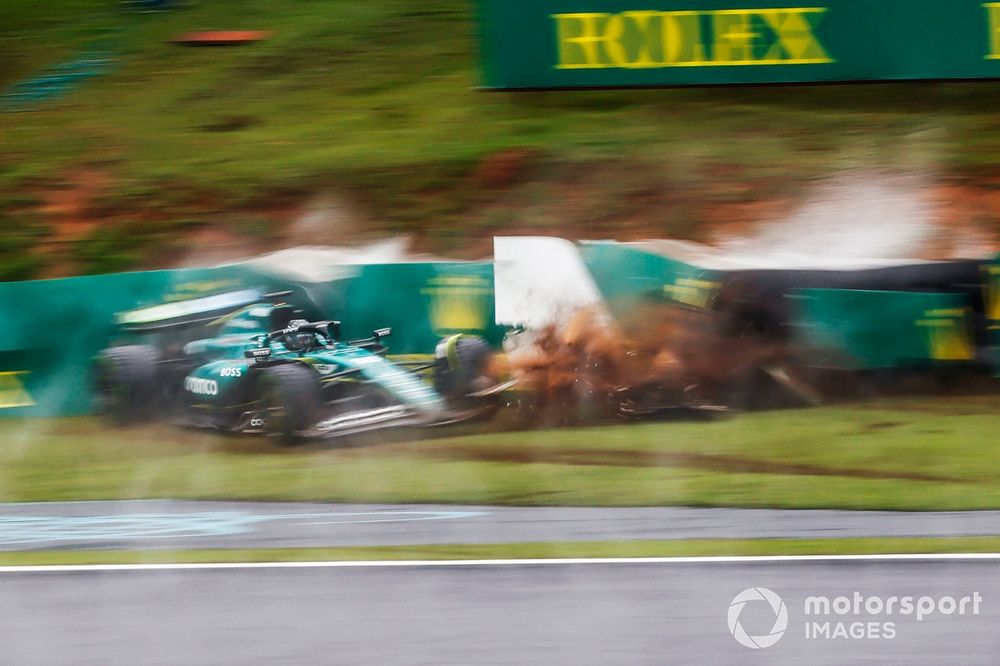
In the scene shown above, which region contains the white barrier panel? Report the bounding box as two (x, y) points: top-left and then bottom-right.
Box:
(493, 236), (606, 329)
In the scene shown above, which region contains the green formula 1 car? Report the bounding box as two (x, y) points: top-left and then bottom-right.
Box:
(95, 290), (502, 442)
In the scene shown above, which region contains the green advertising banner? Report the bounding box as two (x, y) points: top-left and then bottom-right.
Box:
(475, 0), (1000, 88)
(790, 289), (976, 369)
(341, 263), (505, 353)
(0, 261), (504, 418)
(0, 267), (258, 417)
(987, 256), (1000, 375)
(579, 241), (722, 318)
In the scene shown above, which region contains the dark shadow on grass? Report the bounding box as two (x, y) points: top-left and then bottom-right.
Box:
(395, 444), (963, 484)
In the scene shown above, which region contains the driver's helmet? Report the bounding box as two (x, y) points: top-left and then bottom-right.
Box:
(284, 331), (316, 352)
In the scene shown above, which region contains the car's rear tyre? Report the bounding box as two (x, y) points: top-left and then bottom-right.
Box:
(433, 334), (493, 399)
(94, 345), (161, 423)
(257, 363), (321, 444)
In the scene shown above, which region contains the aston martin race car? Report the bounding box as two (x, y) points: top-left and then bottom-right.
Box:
(95, 290), (502, 442)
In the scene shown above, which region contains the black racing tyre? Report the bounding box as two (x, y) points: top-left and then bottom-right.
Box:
(434, 334), (493, 398)
(94, 345), (161, 424)
(257, 363), (321, 444)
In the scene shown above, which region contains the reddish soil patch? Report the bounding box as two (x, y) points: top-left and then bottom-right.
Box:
(171, 31), (273, 46)
(39, 169), (109, 241)
(10, 162), (1000, 278)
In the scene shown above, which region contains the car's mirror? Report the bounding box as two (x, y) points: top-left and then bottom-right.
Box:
(244, 348), (271, 360)
(373, 327), (391, 339)
(326, 321), (341, 340)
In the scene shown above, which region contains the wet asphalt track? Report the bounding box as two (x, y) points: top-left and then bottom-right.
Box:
(3, 500), (1000, 550)
(2, 557), (999, 665)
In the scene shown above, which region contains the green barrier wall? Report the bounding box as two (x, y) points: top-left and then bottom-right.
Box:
(0, 249), (989, 417)
(580, 241), (988, 372)
(790, 289), (976, 369)
(0, 267), (258, 417)
(340, 263), (505, 351)
(0, 261), (501, 418)
(475, 0), (1000, 89)
(987, 256), (1000, 374)
(578, 241), (722, 318)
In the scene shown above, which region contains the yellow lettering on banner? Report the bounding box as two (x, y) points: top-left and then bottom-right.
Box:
(662, 278), (721, 309)
(0, 371), (35, 409)
(599, 14), (630, 66)
(617, 11), (660, 67)
(916, 311), (975, 361)
(554, 13), (610, 69)
(663, 12), (708, 65)
(553, 11), (661, 69)
(928, 322), (976, 361)
(986, 3), (1000, 59)
(421, 277), (491, 335)
(553, 7), (833, 70)
(763, 9), (832, 62)
(713, 12), (761, 63)
(984, 265), (1000, 324)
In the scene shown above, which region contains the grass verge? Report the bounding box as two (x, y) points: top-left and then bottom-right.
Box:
(3, 537), (1000, 566)
(0, 394), (998, 510)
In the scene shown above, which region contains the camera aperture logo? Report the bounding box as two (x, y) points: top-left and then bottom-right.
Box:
(728, 587), (788, 649)
(728, 587), (983, 648)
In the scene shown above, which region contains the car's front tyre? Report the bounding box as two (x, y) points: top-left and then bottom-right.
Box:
(94, 345), (161, 423)
(433, 334), (494, 399)
(256, 363), (321, 444)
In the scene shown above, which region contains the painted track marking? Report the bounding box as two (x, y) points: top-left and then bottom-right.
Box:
(2, 553), (1000, 573)
(0, 510), (485, 546)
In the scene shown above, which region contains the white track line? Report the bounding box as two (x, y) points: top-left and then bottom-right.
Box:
(3, 554), (1000, 573)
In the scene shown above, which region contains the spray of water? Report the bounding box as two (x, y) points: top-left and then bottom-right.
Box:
(718, 171), (992, 265)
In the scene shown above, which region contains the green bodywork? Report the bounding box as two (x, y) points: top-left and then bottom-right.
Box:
(181, 303), (445, 417)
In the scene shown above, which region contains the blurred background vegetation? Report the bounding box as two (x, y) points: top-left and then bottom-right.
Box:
(2, 0), (1000, 278)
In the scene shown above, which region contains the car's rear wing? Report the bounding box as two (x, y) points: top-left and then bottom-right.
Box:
(116, 288), (264, 332)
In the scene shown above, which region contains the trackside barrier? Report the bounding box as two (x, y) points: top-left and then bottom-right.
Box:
(789, 289), (976, 369)
(578, 240), (993, 372)
(0, 267), (257, 417)
(987, 255), (1000, 375)
(340, 263), (504, 352)
(0, 245), (991, 418)
(0, 261), (500, 418)
(578, 240), (722, 318)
